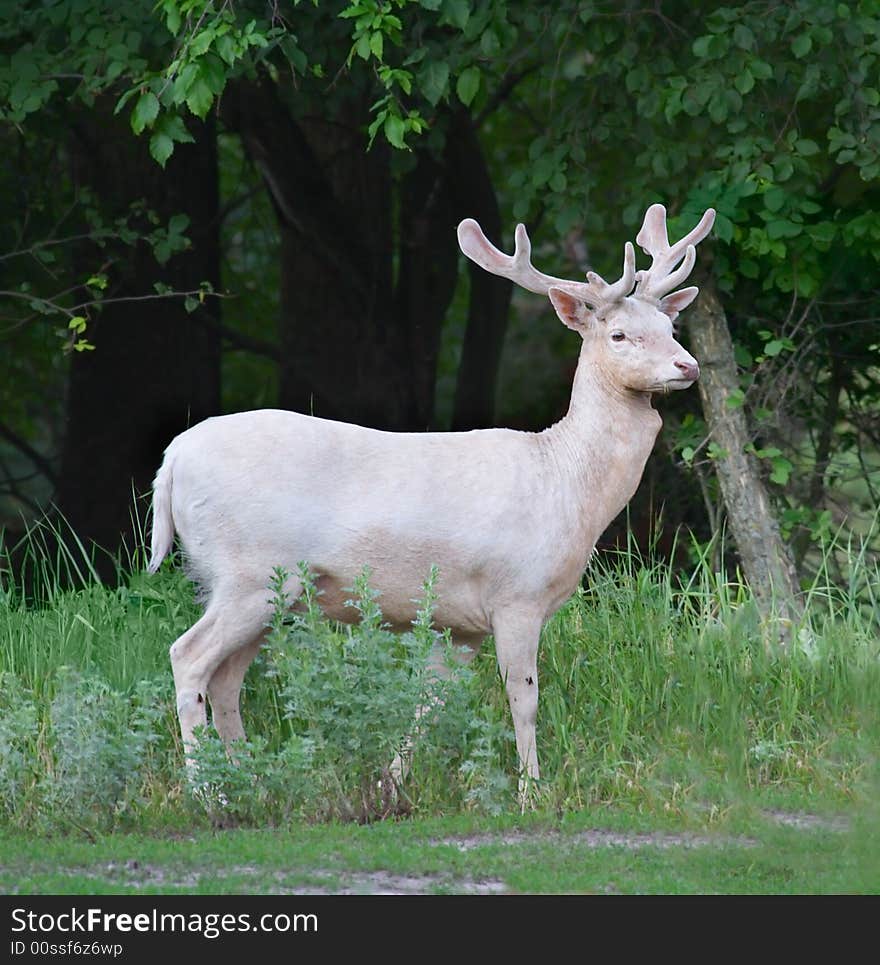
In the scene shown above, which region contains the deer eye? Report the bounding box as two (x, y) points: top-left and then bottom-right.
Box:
(611, 331), (625, 342)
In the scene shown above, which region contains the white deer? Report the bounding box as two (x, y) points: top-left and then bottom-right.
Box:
(148, 202), (715, 792)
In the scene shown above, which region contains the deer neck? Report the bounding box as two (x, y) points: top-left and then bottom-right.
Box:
(540, 345), (662, 533)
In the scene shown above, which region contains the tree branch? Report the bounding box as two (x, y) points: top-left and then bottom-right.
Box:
(0, 421), (57, 486)
(190, 313), (280, 361)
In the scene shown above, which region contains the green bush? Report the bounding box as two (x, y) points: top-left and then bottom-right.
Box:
(186, 564), (508, 824)
(0, 528), (878, 832)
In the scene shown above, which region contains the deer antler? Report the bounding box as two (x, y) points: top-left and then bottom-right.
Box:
(457, 219), (636, 309)
(634, 204), (716, 303)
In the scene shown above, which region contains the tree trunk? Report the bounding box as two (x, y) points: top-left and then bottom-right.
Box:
(54, 107), (221, 578)
(226, 80), (510, 432)
(447, 112), (513, 431)
(686, 275), (804, 636)
(224, 77), (412, 428)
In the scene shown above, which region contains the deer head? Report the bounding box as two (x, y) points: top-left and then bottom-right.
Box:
(457, 204), (715, 395)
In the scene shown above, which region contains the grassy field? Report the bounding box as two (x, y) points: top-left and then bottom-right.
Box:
(1, 527), (878, 894)
(2, 806), (878, 895)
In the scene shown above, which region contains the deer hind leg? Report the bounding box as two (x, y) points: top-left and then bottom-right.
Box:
(170, 578), (300, 761)
(207, 635), (265, 745)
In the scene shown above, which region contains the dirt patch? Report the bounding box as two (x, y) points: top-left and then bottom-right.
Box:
(434, 828), (758, 852)
(64, 861), (507, 895)
(436, 810), (849, 855)
(762, 810), (850, 832)
(285, 870), (508, 895)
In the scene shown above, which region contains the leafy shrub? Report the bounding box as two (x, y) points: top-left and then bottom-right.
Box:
(186, 564), (507, 823)
(40, 669), (165, 831)
(185, 727), (315, 827)
(0, 673), (40, 825)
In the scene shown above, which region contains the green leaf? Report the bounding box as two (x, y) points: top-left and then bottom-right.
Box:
(734, 342), (753, 367)
(764, 339), (784, 357)
(726, 388), (745, 409)
(808, 222), (836, 247)
(163, 2), (181, 34)
(420, 60), (449, 106)
(215, 33), (238, 66)
(168, 213), (190, 235)
(773, 157), (794, 182)
(355, 32), (371, 60)
(366, 118), (384, 148)
(763, 187), (786, 213)
(150, 132), (174, 167)
(795, 138), (819, 156)
(338, 3), (369, 19)
(106, 61), (126, 83)
(480, 29), (500, 57)
(172, 62), (199, 105)
(383, 112), (407, 149)
(148, 114), (194, 167)
(692, 34), (713, 58)
(190, 28), (215, 58)
(185, 76), (214, 118)
(370, 31), (383, 60)
(753, 446), (782, 459)
(131, 91), (159, 135)
(769, 456), (793, 485)
(456, 66), (480, 106)
(114, 87), (138, 116)
(441, 0), (470, 30)
(708, 92), (728, 123)
(200, 55), (227, 96)
(733, 24), (755, 49)
(791, 32), (812, 57)
(766, 219), (801, 239)
(735, 69), (754, 94)
(738, 259), (759, 280)
(712, 213), (734, 243)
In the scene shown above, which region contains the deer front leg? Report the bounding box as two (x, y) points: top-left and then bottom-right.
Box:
(493, 613), (542, 808)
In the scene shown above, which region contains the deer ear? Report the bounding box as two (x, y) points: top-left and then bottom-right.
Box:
(549, 287), (591, 333)
(658, 286), (699, 321)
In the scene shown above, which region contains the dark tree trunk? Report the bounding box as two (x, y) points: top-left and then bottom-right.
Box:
(687, 276), (804, 636)
(54, 107), (221, 577)
(224, 77), (406, 426)
(793, 348), (844, 568)
(225, 78), (510, 432)
(447, 114), (513, 430)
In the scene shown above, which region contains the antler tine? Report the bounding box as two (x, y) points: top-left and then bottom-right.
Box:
(457, 219), (636, 308)
(458, 218), (567, 295)
(634, 204), (715, 301)
(587, 241), (636, 303)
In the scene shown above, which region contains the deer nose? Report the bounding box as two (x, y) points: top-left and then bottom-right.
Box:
(675, 359), (700, 381)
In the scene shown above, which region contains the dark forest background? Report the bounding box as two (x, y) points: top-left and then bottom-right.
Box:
(2, 1), (878, 615)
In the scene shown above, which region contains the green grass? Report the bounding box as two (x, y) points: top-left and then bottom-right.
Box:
(1, 806), (878, 894)
(0, 526), (878, 893)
